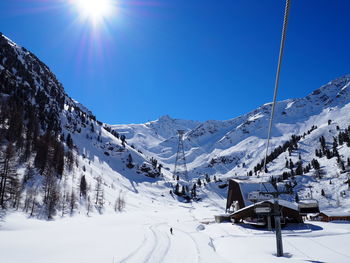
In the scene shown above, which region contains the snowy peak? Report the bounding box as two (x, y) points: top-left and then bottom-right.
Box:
(148, 115), (201, 139)
(112, 74), (350, 183)
(156, 114), (173, 122)
(111, 114), (200, 144)
(307, 75), (350, 106)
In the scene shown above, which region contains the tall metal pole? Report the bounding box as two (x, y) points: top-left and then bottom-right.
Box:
(274, 199), (283, 257)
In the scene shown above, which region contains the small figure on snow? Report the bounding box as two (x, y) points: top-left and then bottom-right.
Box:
(170, 227), (173, 235)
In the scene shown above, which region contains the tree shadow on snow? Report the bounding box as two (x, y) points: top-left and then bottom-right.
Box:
(125, 180), (139, 194)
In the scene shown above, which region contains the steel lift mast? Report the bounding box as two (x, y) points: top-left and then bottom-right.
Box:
(173, 130), (189, 183)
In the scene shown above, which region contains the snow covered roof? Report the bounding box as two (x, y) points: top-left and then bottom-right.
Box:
(276, 199), (299, 211)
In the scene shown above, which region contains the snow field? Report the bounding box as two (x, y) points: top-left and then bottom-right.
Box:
(2, 200), (350, 263)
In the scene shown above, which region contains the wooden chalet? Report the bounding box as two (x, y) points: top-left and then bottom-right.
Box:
(317, 211), (350, 222)
(226, 179), (283, 211)
(226, 179), (303, 226)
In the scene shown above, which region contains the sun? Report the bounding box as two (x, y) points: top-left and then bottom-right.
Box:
(73, 0), (115, 25)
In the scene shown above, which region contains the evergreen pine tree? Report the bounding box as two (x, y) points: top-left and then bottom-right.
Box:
(0, 143), (20, 209)
(66, 133), (74, 149)
(94, 176), (104, 213)
(295, 193), (299, 203)
(295, 161), (303, 175)
(126, 154), (134, 169)
(79, 175), (87, 198)
(69, 190), (77, 215)
(181, 185), (186, 196)
(174, 183), (180, 194)
(191, 184), (197, 198)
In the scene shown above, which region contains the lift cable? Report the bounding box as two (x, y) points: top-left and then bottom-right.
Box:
(263, 0), (291, 174)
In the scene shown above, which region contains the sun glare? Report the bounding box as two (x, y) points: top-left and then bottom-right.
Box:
(73, 0), (115, 25)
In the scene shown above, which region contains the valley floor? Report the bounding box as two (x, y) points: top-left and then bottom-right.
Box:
(1, 201), (350, 263)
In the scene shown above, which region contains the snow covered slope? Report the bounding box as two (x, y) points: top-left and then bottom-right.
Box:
(111, 75), (350, 174)
(2, 32), (350, 216)
(0, 33), (173, 218)
(111, 75), (350, 211)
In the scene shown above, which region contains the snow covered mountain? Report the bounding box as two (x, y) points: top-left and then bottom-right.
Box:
(0, 33), (171, 218)
(111, 75), (349, 172)
(1, 32), (350, 219)
(111, 75), (350, 209)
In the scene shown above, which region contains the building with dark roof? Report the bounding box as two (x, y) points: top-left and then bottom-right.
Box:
(225, 179), (304, 226)
(226, 179), (282, 211)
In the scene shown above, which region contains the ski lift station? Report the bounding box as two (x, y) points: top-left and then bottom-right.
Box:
(221, 179), (320, 226)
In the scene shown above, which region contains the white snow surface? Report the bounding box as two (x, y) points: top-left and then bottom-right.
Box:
(2, 202), (350, 263)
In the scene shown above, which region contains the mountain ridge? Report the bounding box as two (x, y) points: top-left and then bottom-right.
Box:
(1, 33), (350, 218)
(111, 74), (350, 173)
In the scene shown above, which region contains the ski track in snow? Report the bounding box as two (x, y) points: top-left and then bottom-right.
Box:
(174, 227), (201, 263)
(119, 222), (171, 263)
(119, 219), (201, 263)
(119, 233), (148, 263)
(145, 223), (171, 263)
(118, 218), (185, 263)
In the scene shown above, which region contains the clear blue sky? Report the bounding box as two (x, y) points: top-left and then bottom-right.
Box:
(1, 0), (350, 124)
